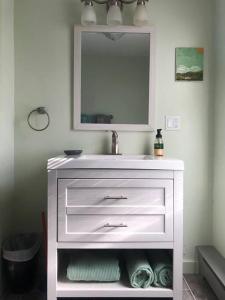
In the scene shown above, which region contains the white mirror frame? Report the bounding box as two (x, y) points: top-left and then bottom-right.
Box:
(73, 25), (155, 131)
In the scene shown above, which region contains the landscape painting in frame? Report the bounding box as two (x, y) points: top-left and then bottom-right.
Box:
(176, 47), (204, 81)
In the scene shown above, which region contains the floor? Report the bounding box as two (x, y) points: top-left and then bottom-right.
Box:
(183, 275), (218, 300)
(2, 275), (218, 300)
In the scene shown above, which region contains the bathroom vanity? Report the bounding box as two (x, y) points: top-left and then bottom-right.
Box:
(47, 155), (183, 299)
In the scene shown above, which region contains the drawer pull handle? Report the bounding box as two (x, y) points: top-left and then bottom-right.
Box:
(103, 223), (128, 228)
(103, 196), (128, 200)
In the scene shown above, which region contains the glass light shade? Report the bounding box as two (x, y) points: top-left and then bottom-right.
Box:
(81, 2), (97, 26)
(107, 3), (122, 26)
(133, 1), (148, 26)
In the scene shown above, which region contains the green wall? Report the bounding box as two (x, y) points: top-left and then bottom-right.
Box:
(14, 0), (213, 272)
(0, 0), (14, 293)
(212, 0), (225, 257)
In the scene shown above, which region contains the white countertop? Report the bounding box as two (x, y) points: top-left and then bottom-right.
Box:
(47, 155), (184, 170)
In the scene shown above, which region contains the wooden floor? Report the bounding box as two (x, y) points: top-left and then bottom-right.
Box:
(2, 275), (218, 300)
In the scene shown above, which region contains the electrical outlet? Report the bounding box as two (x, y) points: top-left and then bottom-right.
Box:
(165, 115), (181, 130)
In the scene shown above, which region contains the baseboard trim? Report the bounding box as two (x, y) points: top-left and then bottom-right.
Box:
(183, 259), (199, 274)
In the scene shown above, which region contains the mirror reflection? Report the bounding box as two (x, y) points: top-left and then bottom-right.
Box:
(81, 32), (150, 125)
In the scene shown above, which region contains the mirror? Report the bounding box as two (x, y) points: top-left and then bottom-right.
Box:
(74, 26), (155, 131)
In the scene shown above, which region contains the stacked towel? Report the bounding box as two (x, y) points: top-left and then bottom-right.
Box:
(67, 250), (172, 288)
(147, 250), (173, 288)
(124, 250), (154, 288)
(67, 251), (120, 282)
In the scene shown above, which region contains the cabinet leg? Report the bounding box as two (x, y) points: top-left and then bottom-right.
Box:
(47, 245), (57, 300)
(47, 294), (57, 300)
(173, 171), (183, 300)
(173, 249), (183, 300)
(48, 171), (57, 300)
(173, 288), (183, 300)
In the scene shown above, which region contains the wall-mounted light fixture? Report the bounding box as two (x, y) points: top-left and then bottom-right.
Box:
(81, 0), (149, 26)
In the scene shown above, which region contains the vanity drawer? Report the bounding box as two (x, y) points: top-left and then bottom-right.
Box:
(59, 178), (168, 208)
(62, 215), (166, 243)
(58, 178), (173, 242)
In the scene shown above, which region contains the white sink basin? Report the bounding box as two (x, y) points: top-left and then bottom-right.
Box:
(79, 154), (152, 160)
(48, 154), (184, 171)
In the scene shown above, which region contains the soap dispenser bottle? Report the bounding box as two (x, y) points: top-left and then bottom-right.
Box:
(154, 129), (164, 156)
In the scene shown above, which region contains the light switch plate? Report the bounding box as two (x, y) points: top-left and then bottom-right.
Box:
(165, 116), (181, 130)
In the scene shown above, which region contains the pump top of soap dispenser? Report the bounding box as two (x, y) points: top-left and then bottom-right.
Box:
(156, 129), (162, 138)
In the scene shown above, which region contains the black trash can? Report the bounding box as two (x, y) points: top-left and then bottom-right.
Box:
(2, 233), (41, 293)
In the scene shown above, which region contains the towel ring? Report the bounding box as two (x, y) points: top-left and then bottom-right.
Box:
(27, 107), (50, 131)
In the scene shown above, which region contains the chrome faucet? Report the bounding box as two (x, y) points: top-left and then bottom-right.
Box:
(111, 131), (119, 155)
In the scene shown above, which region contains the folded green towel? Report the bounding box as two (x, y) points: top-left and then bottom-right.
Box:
(147, 250), (173, 288)
(124, 250), (154, 288)
(67, 251), (120, 282)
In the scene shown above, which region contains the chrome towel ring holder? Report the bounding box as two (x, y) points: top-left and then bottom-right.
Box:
(27, 107), (50, 131)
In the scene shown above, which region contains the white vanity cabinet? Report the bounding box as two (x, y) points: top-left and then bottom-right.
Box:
(47, 155), (184, 300)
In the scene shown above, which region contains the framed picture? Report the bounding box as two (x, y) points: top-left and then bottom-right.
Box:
(175, 47), (204, 81)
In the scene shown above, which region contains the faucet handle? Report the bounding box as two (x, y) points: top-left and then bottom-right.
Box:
(112, 130), (118, 138)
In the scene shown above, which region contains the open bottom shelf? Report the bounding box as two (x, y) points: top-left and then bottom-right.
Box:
(57, 274), (173, 298)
